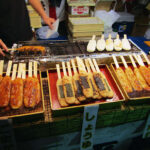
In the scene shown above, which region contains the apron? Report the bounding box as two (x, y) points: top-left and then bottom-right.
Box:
(0, 0), (33, 47)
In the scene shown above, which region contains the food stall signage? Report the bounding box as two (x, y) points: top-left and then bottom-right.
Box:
(80, 105), (99, 150)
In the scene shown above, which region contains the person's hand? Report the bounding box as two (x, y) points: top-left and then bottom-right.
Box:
(43, 16), (55, 29)
(0, 39), (8, 56)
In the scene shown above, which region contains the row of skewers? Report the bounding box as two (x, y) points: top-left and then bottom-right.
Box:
(87, 34), (131, 52)
(56, 57), (114, 107)
(112, 52), (150, 97)
(0, 61), (41, 110)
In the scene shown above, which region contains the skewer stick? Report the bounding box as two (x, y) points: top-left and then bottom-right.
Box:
(84, 59), (91, 73)
(28, 62), (32, 77)
(112, 55), (119, 69)
(133, 54), (143, 66)
(11, 64), (17, 80)
(22, 63), (26, 79)
(129, 55), (137, 68)
(62, 62), (67, 76)
(137, 55), (145, 66)
(0, 60), (4, 75)
(6, 61), (12, 76)
(142, 52), (150, 65)
(92, 59), (100, 73)
(87, 58), (96, 72)
(56, 64), (61, 79)
(67, 62), (72, 77)
(120, 56), (128, 68)
(17, 63), (22, 78)
(71, 59), (77, 74)
(76, 57), (86, 72)
(34, 61), (38, 78)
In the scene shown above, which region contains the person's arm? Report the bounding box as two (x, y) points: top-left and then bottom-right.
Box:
(0, 39), (8, 56)
(28, 0), (55, 29)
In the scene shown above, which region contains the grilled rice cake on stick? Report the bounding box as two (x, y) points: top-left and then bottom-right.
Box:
(87, 35), (96, 52)
(0, 61), (12, 107)
(97, 34), (106, 51)
(84, 59), (101, 99)
(106, 34), (113, 51)
(88, 58), (108, 98)
(33, 61), (41, 106)
(24, 62), (37, 108)
(10, 63), (24, 109)
(120, 55), (142, 92)
(92, 58), (114, 98)
(76, 57), (93, 98)
(133, 54), (150, 86)
(62, 62), (76, 104)
(122, 34), (131, 51)
(67, 62), (80, 105)
(114, 34), (122, 51)
(129, 55), (150, 91)
(71, 59), (86, 102)
(56, 64), (68, 107)
(112, 55), (133, 93)
(0, 60), (4, 83)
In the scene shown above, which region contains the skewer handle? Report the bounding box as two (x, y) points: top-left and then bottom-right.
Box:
(133, 54), (141, 65)
(0, 60), (4, 75)
(112, 55), (119, 69)
(85, 59), (91, 73)
(93, 59), (100, 73)
(56, 64), (61, 79)
(92, 35), (96, 40)
(34, 61), (38, 78)
(22, 63), (26, 79)
(17, 63), (22, 78)
(67, 62), (72, 77)
(11, 64), (17, 80)
(88, 58), (96, 72)
(6, 61), (12, 76)
(62, 62), (67, 76)
(137, 55), (145, 66)
(129, 55), (137, 68)
(120, 56), (128, 68)
(71, 59), (77, 74)
(28, 62), (32, 77)
(142, 52), (150, 65)
(76, 57), (86, 72)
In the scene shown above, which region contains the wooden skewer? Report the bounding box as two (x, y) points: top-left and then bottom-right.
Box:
(120, 55), (142, 91)
(0, 60), (4, 76)
(34, 61), (38, 78)
(6, 61), (12, 76)
(112, 55), (119, 69)
(71, 59), (86, 102)
(11, 64), (17, 81)
(142, 52), (150, 66)
(0, 60), (4, 82)
(28, 62), (32, 77)
(22, 63), (26, 80)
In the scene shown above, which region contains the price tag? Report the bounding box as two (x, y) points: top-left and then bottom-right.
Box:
(143, 113), (150, 139)
(80, 105), (99, 150)
(0, 119), (16, 150)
